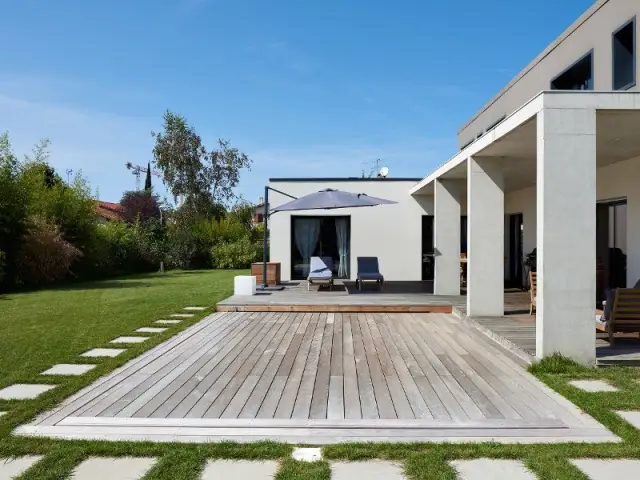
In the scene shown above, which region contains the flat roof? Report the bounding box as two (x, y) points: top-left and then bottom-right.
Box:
(269, 177), (423, 182)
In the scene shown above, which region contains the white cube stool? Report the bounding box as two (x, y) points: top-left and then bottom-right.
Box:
(234, 275), (257, 295)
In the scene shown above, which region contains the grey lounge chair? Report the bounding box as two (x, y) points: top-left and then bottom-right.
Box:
(356, 257), (384, 291)
(308, 256), (334, 291)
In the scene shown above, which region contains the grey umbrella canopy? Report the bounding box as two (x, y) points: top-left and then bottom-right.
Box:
(271, 188), (397, 213)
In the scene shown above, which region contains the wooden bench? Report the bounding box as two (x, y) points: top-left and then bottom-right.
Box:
(596, 288), (640, 345)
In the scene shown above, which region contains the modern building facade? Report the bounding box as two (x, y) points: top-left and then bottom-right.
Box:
(269, 0), (640, 365)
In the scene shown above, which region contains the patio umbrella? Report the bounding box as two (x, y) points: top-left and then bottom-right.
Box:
(259, 188), (397, 290)
(271, 188), (397, 213)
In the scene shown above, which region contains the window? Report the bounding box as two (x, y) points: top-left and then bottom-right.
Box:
(485, 114), (506, 133)
(551, 51), (594, 90)
(613, 18), (636, 90)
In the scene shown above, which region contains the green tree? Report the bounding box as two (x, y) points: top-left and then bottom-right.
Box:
(144, 161), (152, 191)
(152, 110), (252, 213)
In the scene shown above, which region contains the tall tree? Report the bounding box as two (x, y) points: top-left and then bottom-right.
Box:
(144, 161), (152, 191)
(152, 110), (252, 215)
(120, 190), (160, 224)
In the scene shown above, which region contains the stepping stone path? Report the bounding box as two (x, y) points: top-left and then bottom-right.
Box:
(170, 313), (194, 318)
(569, 380), (618, 392)
(292, 447), (322, 462)
(110, 336), (149, 344)
(0, 384), (55, 400)
(0, 456), (43, 478)
(41, 364), (96, 376)
(449, 459), (536, 479)
(136, 327), (167, 333)
(572, 459), (640, 479)
(331, 461), (406, 480)
(616, 410), (640, 429)
(184, 306), (207, 311)
(200, 460), (279, 480)
(0, 412), (6, 417)
(155, 320), (182, 324)
(81, 348), (126, 358)
(71, 457), (156, 480)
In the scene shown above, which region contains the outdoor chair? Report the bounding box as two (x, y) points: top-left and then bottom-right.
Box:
(307, 256), (334, 291)
(356, 257), (384, 291)
(596, 288), (640, 345)
(529, 271), (537, 315)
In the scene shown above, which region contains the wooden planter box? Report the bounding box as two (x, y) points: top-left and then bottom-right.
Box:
(251, 262), (281, 286)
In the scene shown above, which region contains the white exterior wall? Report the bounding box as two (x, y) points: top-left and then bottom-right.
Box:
(504, 155), (640, 287)
(268, 180), (432, 282)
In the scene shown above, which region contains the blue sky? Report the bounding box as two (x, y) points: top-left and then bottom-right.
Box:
(0, 0), (593, 204)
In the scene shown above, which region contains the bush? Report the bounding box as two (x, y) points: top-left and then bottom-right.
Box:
(166, 226), (200, 269)
(0, 250), (5, 283)
(15, 216), (83, 286)
(211, 237), (260, 269)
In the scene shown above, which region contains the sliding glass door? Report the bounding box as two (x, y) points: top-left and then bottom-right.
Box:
(290, 216), (351, 280)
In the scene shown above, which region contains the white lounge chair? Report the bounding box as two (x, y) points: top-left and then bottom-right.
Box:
(308, 256), (334, 291)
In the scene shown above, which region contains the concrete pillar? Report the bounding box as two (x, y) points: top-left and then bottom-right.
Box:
(434, 179), (461, 295)
(467, 156), (504, 316)
(536, 106), (596, 365)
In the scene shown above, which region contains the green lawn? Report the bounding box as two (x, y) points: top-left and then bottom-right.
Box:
(1, 276), (640, 479)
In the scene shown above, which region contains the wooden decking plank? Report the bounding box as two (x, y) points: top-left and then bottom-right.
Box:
(80, 312), (252, 417)
(309, 314), (335, 419)
(327, 313), (345, 419)
(358, 313), (396, 419)
(212, 312), (302, 419)
(200, 311), (299, 418)
(342, 314), (362, 419)
(238, 313), (312, 418)
(169, 312), (284, 418)
(260, 313), (318, 419)
(349, 313), (378, 419)
(383, 313), (450, 420)
(366, 313), (414, 419)
(53, 312), (240, 421)
(376, 314), (432, 419)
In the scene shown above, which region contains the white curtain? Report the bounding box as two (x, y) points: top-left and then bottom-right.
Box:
(294, 218), (320, 276)
(335, 218), (349, 278)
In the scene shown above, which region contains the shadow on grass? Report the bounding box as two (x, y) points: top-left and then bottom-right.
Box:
(51, 280), (155, 292)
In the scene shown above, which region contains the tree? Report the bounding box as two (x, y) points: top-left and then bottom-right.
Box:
(120, 190), (161, 224)
(144, 161), (152, 191)
(152, 110), (252, 214)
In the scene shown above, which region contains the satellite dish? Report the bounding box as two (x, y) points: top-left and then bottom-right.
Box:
(378, 166), (389, 178)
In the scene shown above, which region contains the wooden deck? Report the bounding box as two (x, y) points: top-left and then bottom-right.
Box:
(217, 281), (457, 313)
(17, 311), (617, 444)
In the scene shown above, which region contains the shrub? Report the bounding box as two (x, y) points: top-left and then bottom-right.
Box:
(166, 226), (200, 269)
(211, 237), (260, 269)
(0, 250), (5, 283)
(15, 216), (82, 286)
(120, 190), (161, 224)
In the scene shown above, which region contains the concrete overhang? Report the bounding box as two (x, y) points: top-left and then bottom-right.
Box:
(410, 91), (640, 196)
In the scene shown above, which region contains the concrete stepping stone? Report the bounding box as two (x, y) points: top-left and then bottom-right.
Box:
(81, 348), (126, 358)
(184, 306), (207, 311)
(450, 459), (536, 479)
(0, 456), (43, 478)
(170, 313), (194, 318)
(0, 384), (56, 400)
(0, 412), (6, 417)
(292, 447), (322, 462)
(110, 336), (149, 344)
(331, 461), (406, 480)
(569, 380), (618, 392)
(572, 459), (640, 479)
(41, 364), (96, 376)
(155, 320), (182, 324)
(200, 460), (279, 480)
(71, 457), (156, 480)
(135, 327), (167, 333)
(616, 411), (640, 429)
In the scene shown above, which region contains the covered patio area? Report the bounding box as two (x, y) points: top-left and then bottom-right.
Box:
(411, 91), (640, 365)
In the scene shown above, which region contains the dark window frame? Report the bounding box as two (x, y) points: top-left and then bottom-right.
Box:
(612, 16), (636, 91)
(550, 49), (594, 91)
(485, 114), (506, 133)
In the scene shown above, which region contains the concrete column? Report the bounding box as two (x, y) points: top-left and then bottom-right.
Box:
(467, 156), (504, 316)
(536, 106), (596, 365)
(434, 179), (461, 295)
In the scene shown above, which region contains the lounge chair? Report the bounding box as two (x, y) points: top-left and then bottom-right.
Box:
(356, 257), (384, 291)
(307, 256), (334, 291)
(596, 288), (640, 345)
(529, 271), (537, 315)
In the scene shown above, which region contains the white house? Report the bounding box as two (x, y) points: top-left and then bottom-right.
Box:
(268, 0), (640, 365)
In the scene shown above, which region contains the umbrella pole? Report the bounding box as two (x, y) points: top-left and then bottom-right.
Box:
(261, 185), (269, 289)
